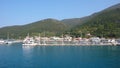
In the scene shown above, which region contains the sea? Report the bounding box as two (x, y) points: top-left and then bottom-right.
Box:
(0, 43), (120, 68)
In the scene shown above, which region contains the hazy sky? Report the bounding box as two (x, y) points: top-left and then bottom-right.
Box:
(0, 0), (120, 27)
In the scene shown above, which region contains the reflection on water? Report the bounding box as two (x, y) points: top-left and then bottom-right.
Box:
(22, 46), (35, 59)
(22, 45), (35, 50)
(22, 45), (47, 58)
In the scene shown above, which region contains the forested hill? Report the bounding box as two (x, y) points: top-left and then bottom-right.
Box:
(70, 3), (120, 38)
(0, 3), (120, 39)
(61, 16), (91, 28)
(0, 19), (68, 39)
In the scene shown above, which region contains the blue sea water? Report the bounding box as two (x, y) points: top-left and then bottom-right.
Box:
(0, 43), (120, 68)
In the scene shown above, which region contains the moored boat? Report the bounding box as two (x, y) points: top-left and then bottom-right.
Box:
(0, 40), (6, 44)
(22, 34), (38, 46)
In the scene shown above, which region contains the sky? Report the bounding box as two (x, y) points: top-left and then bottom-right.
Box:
(0, 0), (120, 27)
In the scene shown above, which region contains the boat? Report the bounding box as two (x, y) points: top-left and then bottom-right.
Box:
(0, 40), (6, 44)
(0, 39), (13, 45)
(5, 39), (14, 44)
(116, 39), (120, 46)
(22, 34), (38, 46)
(4, 33), (14, 45)
(22, 37), (38, 46)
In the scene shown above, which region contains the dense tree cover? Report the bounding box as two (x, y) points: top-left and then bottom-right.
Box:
(61, 16), (91, 28)
(71, 8), (120, 38)
(0, 19), (68, 39)
(0, 4), (120, 39)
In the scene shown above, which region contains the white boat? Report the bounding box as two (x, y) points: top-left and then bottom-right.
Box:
(3, 33), (14, 45)
(116, 39), (120, 46)
(0, 40), (6, 44)
(22, 34), (38, 46)
(0, 40), (13, 45)
(22, 38), (38, 46)
(5, 40), (14, 44)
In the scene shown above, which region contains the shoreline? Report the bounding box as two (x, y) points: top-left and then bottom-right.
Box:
(22, 43), (119, 46)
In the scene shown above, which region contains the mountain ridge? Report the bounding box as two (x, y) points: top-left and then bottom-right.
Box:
(71, 3), (120, 38)
(0, 3), (120, 38)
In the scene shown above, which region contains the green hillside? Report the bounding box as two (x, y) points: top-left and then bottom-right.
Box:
(0, 19), (68, 39)
(61, 16), (90, 28)
(0, 3), (120, 39)
(70, 5), (120, 38)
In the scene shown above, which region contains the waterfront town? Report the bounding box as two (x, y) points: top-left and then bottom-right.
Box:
(0, 34), (120, 46)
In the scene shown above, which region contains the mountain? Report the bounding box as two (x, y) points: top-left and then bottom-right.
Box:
(103, 3), (120, 11)
(70, 3), (120, 38)
(0, 19), (68, 39)
(22, 18), (67, 33)
(62, 3), (120, 28)
(61, 16), (91, 28)
(0, 3), (120, 39)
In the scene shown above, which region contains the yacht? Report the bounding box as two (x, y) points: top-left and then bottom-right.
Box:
(5, 40), (14, 44)
(23, 37), (38, 45)
(4, 33), (14, 45)
(22, 34), (38, 46)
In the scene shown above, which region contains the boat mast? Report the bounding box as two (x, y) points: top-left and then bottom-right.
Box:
(43, 32), (46, 45)
(62, 34), (64, 45)
(27, 33), (30, 37)
(39, 33), (41, 45)
(7, 32), (9, 40)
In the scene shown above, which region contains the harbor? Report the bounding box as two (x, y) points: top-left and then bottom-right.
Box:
(22, 34), (120, 46)
(0, 33), (120, 46)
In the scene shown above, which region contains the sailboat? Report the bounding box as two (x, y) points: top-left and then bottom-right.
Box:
(5, 33), (13, 44)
